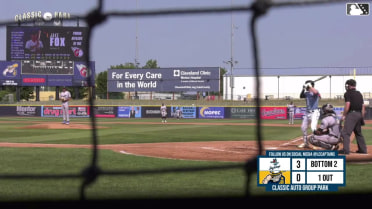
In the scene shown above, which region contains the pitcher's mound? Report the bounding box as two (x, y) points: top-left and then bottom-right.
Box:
(20, 122), (108, 130)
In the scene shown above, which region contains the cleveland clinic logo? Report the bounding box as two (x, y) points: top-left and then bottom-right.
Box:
(346, 3), (369, 16)
(173, 69), (180, 77)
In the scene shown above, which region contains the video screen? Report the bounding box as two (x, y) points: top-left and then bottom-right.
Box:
(6, 26), (88, 61)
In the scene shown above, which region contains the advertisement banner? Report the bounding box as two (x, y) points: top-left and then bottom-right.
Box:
(42, 106), (89, 117)
(46, 75), (73, 86)
(261, 107), (287, 120)
(0, 60), (95, 87)
(21, 75), (47, 86)
(0, 106), (40, 117)
(171, 106), (196, 119)
(295, 106), (344, 120)
(230, 107), (256, 119)
(333, 107), (344, 119)
(107, 67), (220, 92)
(117, 106), (142, 118)
(142, 106), (170, 118)
(198, 107), (224, 119)
(294, 107), (307, 120)
(93, 106), (116, 118)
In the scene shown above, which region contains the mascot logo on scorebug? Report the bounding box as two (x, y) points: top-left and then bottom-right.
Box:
(262, 158), (286, 184)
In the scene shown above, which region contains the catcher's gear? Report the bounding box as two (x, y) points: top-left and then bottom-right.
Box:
(313, 128), (328, 135)
(322, 103), (334, 113)
(320, 103), (335, 118)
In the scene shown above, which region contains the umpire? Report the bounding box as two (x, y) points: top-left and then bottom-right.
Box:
(340, 79), (367, 155)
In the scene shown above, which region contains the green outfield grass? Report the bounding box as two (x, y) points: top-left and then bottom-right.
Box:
(0, 117), (371, 201)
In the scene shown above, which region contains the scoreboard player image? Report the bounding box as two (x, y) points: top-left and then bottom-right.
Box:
(25, 29), (44, 53)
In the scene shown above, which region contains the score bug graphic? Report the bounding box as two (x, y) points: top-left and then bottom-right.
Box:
(257, 151), (346, 192)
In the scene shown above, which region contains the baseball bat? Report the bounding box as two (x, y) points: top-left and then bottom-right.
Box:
(313, 75), (327, 82)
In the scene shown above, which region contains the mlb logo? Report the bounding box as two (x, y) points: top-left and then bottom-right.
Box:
(346, 3), (369, 16)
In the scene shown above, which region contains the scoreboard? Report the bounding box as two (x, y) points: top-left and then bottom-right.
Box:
(257, 150), (345, 192)
(4, 26), (94, 87)
(7, 26), (88, 61)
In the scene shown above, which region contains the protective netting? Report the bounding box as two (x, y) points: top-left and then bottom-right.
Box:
(0, 0), (368, 206)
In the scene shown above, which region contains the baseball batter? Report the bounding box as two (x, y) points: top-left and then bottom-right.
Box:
(60, 87), (71, 125)
(298, 80), (321, 148)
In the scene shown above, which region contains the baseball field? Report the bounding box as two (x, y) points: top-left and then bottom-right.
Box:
(0, 116), (371, 201)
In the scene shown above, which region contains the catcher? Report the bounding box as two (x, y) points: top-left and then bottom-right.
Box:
(308, 103), (341, 150)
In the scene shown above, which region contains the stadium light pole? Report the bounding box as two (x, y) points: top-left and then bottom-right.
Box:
(224, 0), (238, 101)
(134, 0), (140, 68)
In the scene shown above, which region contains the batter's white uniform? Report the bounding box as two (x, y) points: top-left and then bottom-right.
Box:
(60, 90), (71, 124)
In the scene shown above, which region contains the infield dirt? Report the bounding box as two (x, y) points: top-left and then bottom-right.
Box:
(1, 121), (371, 163)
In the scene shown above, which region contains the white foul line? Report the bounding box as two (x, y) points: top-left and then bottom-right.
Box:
(201, 146), (243, 154)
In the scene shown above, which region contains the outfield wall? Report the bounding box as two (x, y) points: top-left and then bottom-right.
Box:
(1, 105), (372, 120)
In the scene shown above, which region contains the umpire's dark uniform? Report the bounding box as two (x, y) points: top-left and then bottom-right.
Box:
(340, 79), (367, 154)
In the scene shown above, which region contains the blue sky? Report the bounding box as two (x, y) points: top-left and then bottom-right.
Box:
(0, 0), (371, 74)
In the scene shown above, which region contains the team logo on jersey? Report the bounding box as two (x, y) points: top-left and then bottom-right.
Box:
(71, 47), (84, 57)
(2, 63), (18, 77)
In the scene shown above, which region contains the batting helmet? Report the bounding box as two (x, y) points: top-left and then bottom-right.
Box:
(305, 80), (315, 87)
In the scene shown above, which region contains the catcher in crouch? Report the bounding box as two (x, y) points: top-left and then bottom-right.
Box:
(308, 103), (341, 150)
